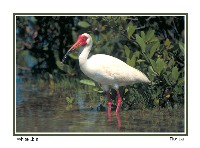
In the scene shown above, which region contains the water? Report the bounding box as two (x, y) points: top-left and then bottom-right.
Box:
(16, 107), (184, 133)
(16, 77), (184, 133)
(16, 98), (184, 133)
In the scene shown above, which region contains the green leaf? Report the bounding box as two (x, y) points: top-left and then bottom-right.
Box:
(171, 66), (179, 81)
(179, 40), (184, 54)
(69, 53), (79, 60)
(121, 16), (128, 20)
(78, 21), (91, 28)
(148, 66), (156, 81)
(93, 88), (104, 93)
(134, 51), (140, 58)
(164, 74), (171, 85)
(66, 104), (73, 111)
(127, 58), (131, 66)
(127, 22), (136, 39)
(156, 58), (165, 75)
(168, 59), (175, 68)
(164, 38), (174, 49)
(164, 38), (171, 47)
(62, 65), (68, 73)
(106, 16), (111, 20)
(162, 50), (169, 60)
(149, 41), (160, 58)
(149, 37), (159, 42)
(56, 61), (63, 70)
(72, 29), (77, 42)
(124, 45), (130, 58)
(178, 77), (184, 85)
(136, 59), (145, 63)
(80, 79), (96, 86)
(148, 66), (157, 75)
(150, 59), (157, 74)
(66, 97), (74, 104)
(130, 55), (136, 67)
(146, 30), (155, 41)
(141, 31), (145, 40)
(127, 55), (136, 67)
(30, 16), (37, 23)
(136, 34), (146, 52)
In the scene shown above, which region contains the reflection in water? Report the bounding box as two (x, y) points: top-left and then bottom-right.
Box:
(16, 103), (184, 132)
(16, 77), (184, 133)
(107, 109), (111, 126)
(107, 111), (121, 130)
(116, 113), (121, 129)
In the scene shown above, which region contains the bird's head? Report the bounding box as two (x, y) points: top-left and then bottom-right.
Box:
(62, 33), (92, 63)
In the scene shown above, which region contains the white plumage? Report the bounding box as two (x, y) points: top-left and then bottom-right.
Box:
(81, 54), (150, 88)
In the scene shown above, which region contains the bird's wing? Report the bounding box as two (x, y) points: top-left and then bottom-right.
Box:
(86, 54), (144, 85)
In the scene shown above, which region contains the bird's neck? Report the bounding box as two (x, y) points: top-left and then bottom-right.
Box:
(79, 42), (92, 65)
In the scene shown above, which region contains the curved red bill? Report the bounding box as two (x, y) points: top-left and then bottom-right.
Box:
(62, 35), (87, 63)
(61, 40), (82, 63)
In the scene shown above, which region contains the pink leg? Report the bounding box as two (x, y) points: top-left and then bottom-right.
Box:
(106, 91), (112, 113)
(116, 90), (122, 113)
(106, 91), (112, 125)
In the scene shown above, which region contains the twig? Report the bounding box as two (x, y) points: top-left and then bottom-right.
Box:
(16, 65), (31, 71)
(127, 18), (138, 21)
(145, 16), (155, 21)
(136, 25), (146, 30)
(172, 19), (179, 34)
(121, 33), (139, 48)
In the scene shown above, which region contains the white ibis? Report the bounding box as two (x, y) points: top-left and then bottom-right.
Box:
(62, 33), (150, 113)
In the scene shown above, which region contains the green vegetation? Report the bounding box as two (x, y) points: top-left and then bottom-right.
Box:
(16, 16), (185, 110)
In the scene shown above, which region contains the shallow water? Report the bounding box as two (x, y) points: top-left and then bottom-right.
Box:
(16, 95), (184, 133)
(16, 76), (184, 133)
(16, 108), (184, 133)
